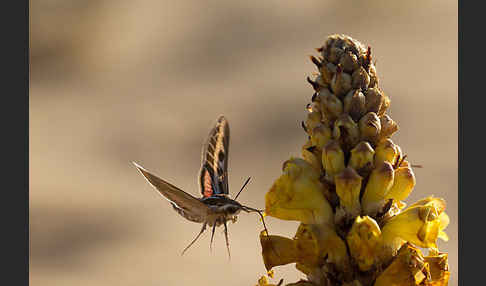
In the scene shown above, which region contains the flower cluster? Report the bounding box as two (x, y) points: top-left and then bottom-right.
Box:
(255, 35), (450, 286)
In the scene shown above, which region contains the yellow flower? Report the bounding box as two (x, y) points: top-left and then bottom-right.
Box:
(255, 35), (450, 286)
(254, 275), (284, 286)
(359, 112), (381, 143)
(385, 166), (416, 202)
(361, 161), (395, 215)
(374, 138), (399, 165)
(381, 197), (449, 249)
(319, 88), (343, 123)
(260, 230), (299, 271)
(333, 114), (360, 151)
(348, 141), (374, 172)
(334, 167), (362, 217)
(301, 144), (322, 172)
(374, 243), (431, 286)
(310, 124), (332, 150)
(346, 216), (381, 271)
(265, 158), (333, 225)
(260, 224), (349, 275)
(305, 110), (322, 133)
(295, 224), (349, 274)
(293, 224), (321, 272)
(424, 252), (450, 286)
(322, 140), (345, 182)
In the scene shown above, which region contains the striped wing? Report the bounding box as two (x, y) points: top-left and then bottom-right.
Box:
(199, 116), (230, 198)
(133, 162), (209, 223)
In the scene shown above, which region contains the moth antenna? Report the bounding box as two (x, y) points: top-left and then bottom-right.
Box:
(181, 223), (207, 256)
(234, 177), (251, 200)
(223, 220), (231, 260)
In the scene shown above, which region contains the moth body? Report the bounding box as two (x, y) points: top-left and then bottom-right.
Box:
(201, 195), (243, 227)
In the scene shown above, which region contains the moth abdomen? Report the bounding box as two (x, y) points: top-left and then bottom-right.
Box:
(171, 203), (206, 223)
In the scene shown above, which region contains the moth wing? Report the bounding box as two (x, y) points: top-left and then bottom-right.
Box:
(199, 115), (230, 198)
(133, 162), (210, 220)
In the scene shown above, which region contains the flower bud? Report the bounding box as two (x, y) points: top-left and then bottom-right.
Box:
(306, 101), (321, 113)
(322, 141), (345, 182)
(385, 166), (416, 202)
(374, 139), (398, 165)
(343, 89), (366, 121)
(305, 111), (322, 134)
(368, 64), (378, 87)
(351, 66), (370, 89)
(328, 46), (344, 64)
(378, 95), (390, 116)
(379, 114), (399, 140)
(310, 55), (322, 70)
(346, 216), (382, 271)
(332, 114), (360, 151)
(349, 141), (375, 171)
(302, 147), (322, 172)
(339, 51), (359, 73)
(310, 124), (332, 149)
(320, 61), (337, 84)
(361, 161), (395, 215)
(315, 75), (327, 89)
(307, 76), (322, 92)
(335, 167), (362, 217)
(319, 88), (343, 124)
(364, 87), (384, 113)
(330, 66), (352, 97)
(359, 112), (381, 143)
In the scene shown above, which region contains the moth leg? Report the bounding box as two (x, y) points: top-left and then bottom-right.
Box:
(223, 220), (231, 259)
(181, 223), (207, 256)
(210, 224), (216, 252)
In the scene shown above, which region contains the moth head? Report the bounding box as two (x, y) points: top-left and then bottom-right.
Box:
(223, 203), (243, 215)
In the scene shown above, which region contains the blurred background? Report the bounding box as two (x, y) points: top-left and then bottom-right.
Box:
(30, 0), (457, 285)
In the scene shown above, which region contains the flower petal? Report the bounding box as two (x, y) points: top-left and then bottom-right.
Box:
(265, 158), (333, 225)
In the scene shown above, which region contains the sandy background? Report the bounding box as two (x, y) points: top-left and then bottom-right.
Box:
(30, 0), (457, 285)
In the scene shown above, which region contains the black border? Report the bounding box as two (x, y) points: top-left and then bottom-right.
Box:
(2, 0), (29, 284)
(459, 0), (482, 285)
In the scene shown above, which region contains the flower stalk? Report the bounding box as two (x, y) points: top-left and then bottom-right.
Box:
(254, 34), (450, 286)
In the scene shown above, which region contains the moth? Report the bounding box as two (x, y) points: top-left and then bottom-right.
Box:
(133, 115), (267, 257)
